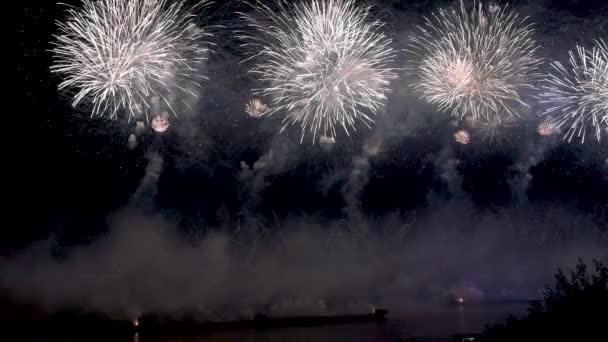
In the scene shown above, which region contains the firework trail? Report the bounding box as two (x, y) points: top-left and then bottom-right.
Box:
(51, 0), (211, 121)
(407, 0), (542, 122)
(240, 0), (397, 142)
(541, 39), (608, 143)
(130, 152), (163, 209)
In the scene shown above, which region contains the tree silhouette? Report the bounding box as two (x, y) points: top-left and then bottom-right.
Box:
(481, 259), (608, 341)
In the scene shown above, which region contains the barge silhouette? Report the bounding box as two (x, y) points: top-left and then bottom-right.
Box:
(135, 309), (389, 334)
(6, 295), (388, 338)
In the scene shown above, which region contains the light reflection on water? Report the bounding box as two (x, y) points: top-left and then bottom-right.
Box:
(134, 304), (526, 342)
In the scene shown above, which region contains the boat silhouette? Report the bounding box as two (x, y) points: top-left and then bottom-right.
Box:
(135, 309), (389, 334)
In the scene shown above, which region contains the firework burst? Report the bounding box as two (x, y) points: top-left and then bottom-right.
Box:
(454, 130), (471, 145)
(407, 0), (542, 122)
(245, 98), (270, 118)
(537, 118), (557, 137)
(471, 115), (519, 147)
(240, 0), (397, 142)
(541, 39), (608, 143)
(51, 0), (211, 121)
(152, 113), (170, 133)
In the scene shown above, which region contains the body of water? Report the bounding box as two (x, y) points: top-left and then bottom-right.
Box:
(132, 304), (525, 342)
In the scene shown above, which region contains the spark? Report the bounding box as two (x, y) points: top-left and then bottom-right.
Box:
(245, 98), (270, 118)
(454, 130), (471, 145)
(240, 0), (397, 142)
(407, 0), (542, 122)
(51, 0), (210, 121)
(541, 39), (608, 143)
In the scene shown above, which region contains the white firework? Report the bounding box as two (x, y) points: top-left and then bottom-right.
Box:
(454, 130), (471, 145)
(541, 39), (608, 143)
(152, 114), (170, 133)
(471, 115), (519, 147)
(245, 98), (270, 118)
(407, 0), (542, 121)
(240, 0), (397, 142)
(537, 119), (557, 137)
(51, 0), (210, 120)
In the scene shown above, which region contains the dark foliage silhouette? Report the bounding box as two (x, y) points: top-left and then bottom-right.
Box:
(481, 259), (608, 341)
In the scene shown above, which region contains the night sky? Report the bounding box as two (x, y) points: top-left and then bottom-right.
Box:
(8, 1), (608, 325)
(14, 0), (607, 251)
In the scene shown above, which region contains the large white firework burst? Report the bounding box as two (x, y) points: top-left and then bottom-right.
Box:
(541, 39), (608, 143)
(51, 0), (210, 120)
(240, 0), (397, 142)
(407, 0), (542, 122)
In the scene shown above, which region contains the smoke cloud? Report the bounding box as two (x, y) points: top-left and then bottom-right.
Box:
(3, 201), (606, 321)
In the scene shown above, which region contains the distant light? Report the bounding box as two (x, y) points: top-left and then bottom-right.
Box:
(133, 319), (139, 327)
(458, 297), (464, 303)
